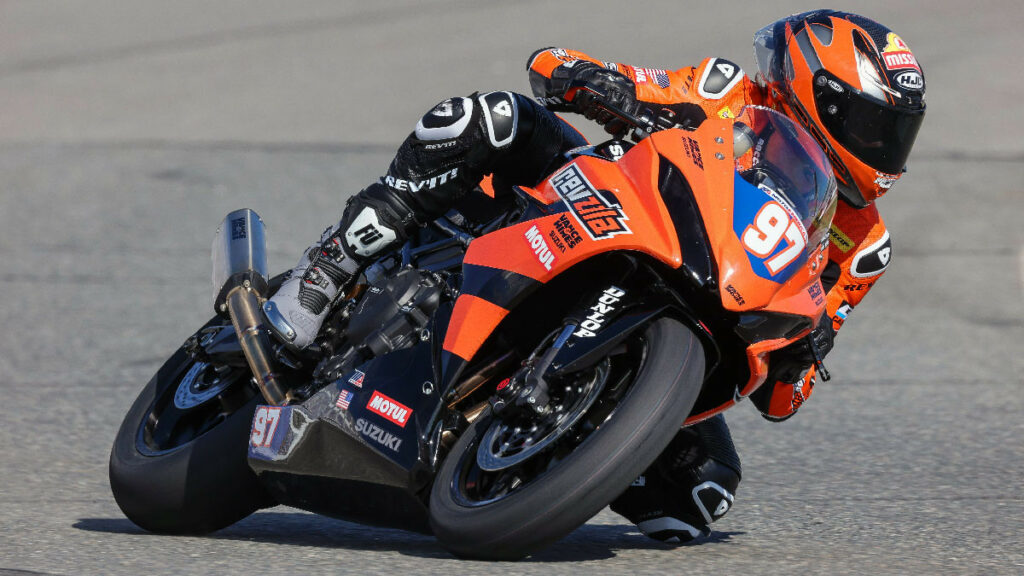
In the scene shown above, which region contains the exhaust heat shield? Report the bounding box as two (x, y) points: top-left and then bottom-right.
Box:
(212, 208), (269, 315)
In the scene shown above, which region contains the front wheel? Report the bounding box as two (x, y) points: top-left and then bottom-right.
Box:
(109, 320), (275, 534)
(429, 317), (705, 560)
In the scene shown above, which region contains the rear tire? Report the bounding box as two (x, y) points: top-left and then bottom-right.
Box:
(109, 322), (275, 534)
(429, 317), (705, 560)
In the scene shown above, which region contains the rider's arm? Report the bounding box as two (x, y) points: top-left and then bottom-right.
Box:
(821, 201), (893, 333)
(527, 48), (758, 126)
(751, 202), (892, 421)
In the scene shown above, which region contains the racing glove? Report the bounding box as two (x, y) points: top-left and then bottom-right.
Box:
(767, 313), (835, 384)
(750, 315), (834, 422)
(557, 62), (641, 134)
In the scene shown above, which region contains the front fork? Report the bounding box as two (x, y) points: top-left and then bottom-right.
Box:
(489, 323), (577, 417)
(489, 278), (632, 417)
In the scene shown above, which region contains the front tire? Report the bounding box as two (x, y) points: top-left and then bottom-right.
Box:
(109, 321), (275, 534)
(429, 317), (705, 560)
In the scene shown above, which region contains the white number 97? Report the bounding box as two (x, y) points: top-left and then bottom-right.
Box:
(250, 406), (282, 448)
(741, 201), (806, 275)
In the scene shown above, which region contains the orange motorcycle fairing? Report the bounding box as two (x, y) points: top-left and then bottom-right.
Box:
(444, 139), (687, 366)
(443, 115), (831, 421)
(647, 121), (825, 318)
(645, 118), (830, 422)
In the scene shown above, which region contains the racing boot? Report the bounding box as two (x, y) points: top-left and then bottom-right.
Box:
(262, 222), (361, 349)
(611, 414), (741, 543)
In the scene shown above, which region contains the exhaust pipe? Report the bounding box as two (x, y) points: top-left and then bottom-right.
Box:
(211, 209), (286, 405)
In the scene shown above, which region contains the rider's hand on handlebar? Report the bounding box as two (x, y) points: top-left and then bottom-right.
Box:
(768, 313), (835, 384)
(562, 63), (641, 134)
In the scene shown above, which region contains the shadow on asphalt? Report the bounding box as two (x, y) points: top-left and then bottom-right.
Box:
(74, 512), (743, 562)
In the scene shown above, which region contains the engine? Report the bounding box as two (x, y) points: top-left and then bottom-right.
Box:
(313, 267), (443, 383)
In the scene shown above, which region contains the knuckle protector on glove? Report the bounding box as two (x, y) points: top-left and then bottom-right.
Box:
(552, 60), (601, 88)
(589, 70), (635, 99)
(581, 70), (638, 123)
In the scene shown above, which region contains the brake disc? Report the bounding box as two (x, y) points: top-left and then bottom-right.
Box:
(475, 360), (609, 472)
(173, 362), (238, 409)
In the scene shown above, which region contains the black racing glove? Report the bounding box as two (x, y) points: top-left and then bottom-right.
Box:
(767, 313), (835, 384)
(559, 62), (641, 135)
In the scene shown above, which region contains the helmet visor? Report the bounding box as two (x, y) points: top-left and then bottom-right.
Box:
(813, 70), (925, 174)
(752, 21), (782, 83)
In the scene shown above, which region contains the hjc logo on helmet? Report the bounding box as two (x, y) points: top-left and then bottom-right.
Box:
(895, 71), (924, 91)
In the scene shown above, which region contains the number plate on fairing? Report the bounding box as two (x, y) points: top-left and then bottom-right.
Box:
(732, 173), (809, 282)
(248, 405), (295, 460)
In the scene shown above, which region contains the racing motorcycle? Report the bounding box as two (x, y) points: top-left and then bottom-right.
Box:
(109, 104), (836, 560)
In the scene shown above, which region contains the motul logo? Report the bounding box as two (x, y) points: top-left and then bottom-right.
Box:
(367, 390), (412, 428)
(524, 224), (555, 270)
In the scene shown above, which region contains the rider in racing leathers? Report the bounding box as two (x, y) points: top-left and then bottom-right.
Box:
(262, 10), (926, 542)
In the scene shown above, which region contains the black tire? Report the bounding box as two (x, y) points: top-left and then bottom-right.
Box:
(429, 317), (705, 560)
(109, 323), (275, 534)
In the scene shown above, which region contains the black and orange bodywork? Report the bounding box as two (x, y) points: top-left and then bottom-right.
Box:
(441, 116), (828, 424)
(243, 115), (832, 533)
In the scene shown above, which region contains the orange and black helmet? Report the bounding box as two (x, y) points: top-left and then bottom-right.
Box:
(753, 10), (926, 207)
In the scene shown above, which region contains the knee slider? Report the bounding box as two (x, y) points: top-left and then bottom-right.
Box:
(686, 459), (740, 525)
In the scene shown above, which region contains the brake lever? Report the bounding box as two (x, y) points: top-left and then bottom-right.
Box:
(564, 83), (658, 141)
(592, 97), (658, 142)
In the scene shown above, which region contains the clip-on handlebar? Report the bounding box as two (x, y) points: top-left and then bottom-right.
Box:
(564, 82), (674, 142)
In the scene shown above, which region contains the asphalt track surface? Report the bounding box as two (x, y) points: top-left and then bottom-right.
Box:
(1, 1), (1022, 574)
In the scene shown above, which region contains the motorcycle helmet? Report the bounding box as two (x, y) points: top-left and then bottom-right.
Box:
(753, 10), (926, 206)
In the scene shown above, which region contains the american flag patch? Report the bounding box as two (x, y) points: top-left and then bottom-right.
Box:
(336, 389), (354, 410)
(632, 67), (671, 88)
(652, 69), (670, 88)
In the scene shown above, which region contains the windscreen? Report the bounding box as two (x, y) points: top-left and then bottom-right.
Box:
(733, 106), (837, 252)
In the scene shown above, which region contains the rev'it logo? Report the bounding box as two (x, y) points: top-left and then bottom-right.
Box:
(550, 164), (631, 240)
